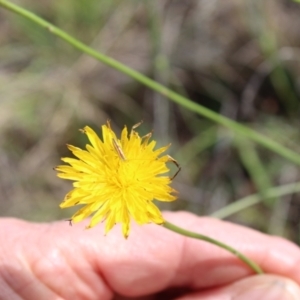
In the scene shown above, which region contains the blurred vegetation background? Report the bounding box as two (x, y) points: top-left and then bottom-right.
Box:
(1, 0), (300, 242)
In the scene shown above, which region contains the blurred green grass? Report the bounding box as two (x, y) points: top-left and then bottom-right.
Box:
(1, 0), (300, 242)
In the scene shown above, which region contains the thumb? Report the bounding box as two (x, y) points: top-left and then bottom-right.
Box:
(177, 275), (300, 300)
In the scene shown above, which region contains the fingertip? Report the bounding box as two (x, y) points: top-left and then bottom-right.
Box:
(176, 275), (300, 300)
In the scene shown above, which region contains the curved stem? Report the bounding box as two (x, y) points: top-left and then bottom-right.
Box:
(163, 221), (263, 274)
(1, 0), (300, 166)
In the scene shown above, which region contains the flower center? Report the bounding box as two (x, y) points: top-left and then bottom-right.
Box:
(114, 161), (138, 190)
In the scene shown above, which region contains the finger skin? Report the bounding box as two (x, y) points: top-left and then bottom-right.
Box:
(0, 211), (299, 299)
(175, 275), (300, 300)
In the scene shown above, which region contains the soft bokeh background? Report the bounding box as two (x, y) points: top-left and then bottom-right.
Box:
(1, 0), (300, 241)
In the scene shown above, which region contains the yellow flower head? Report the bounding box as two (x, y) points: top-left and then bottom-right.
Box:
(56, 121), (178, 238)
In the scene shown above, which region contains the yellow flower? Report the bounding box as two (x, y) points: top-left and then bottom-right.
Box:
(56, 121), (178, 238)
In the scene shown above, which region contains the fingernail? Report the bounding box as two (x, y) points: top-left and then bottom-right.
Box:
(235, 278), (300, 300)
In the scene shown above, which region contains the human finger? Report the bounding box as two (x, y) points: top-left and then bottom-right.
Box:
(175, 275), (300, 300)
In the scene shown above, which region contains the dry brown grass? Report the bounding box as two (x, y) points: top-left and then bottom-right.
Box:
(1, 0), (300, 241)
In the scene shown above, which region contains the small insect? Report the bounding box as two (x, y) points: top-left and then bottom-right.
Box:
(112, 138), (126, 161)
(167, 155), (181, 180)
(66, 219), (73, 226)
(111, 121), (181, 180)
(112, 121), (144, 161)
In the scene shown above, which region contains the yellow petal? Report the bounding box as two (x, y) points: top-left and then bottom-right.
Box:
(57, 122), (178, 238)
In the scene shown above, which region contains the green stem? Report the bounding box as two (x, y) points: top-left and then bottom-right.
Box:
(1, 0), (300, 165)
(211, 182), (300, 219)
(163, 221), (263, 274)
